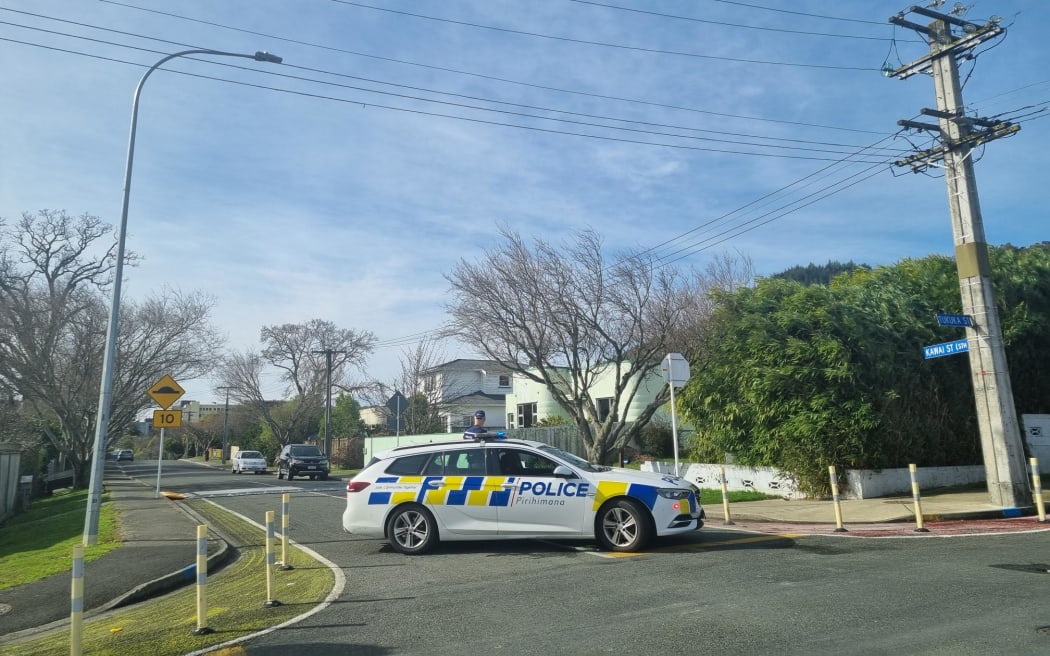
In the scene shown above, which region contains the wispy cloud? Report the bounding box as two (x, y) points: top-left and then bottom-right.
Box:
(2, 0), (1046, 400)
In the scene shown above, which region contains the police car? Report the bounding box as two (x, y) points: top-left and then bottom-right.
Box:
(342, 437), (704, 554)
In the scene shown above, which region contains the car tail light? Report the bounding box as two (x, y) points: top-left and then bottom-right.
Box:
(346, 481), (371, 493)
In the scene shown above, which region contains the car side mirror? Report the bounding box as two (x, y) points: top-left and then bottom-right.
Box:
(553, 465), (576, 479)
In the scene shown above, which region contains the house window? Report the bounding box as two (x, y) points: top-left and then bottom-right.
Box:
(462, 415), (473, 429)
(424, 375), (436, 392)
(498, 374), (510, 388)
(517, 402), (537, 429)
(506, 413), (515, 430)
(597, 397), (614, 422)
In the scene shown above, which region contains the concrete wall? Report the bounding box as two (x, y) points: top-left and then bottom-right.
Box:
(1022, 414), (1050, 466)
(363, 433), (460, 463)
(643, 460), (989, 500)
(0, 443), (22, 522)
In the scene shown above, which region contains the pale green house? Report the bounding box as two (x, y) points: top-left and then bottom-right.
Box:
(503, 363), (671, 428)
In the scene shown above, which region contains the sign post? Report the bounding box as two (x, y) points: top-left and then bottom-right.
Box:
(149, 375), (185, 497)
(660, 353), (691, 477)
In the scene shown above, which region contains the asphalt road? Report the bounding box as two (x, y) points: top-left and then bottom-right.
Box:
(146, 462), (1050, 655)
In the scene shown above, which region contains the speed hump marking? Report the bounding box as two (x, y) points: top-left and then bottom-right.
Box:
(148, 374), (185, 410)
(153, 410), (182, 428)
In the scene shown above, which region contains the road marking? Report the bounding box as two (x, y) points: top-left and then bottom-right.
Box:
(185, 485), (343, 498)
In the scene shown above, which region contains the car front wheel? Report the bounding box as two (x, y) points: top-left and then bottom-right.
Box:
(596, 499), (652, 552)
(387, 505), (439, 555)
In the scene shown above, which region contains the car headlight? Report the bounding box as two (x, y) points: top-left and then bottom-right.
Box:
(656, 488), (690, 500)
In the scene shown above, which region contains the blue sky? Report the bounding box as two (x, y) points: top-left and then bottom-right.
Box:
(1, 0), (1047, 403)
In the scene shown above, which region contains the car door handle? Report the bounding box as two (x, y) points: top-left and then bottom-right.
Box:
(425, 480), (445, 488)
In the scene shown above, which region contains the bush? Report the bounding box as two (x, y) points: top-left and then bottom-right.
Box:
(333, 437), (364, 469)
(638, 421), (675, 458)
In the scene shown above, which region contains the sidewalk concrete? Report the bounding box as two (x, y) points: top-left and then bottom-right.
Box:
(706, 488), (1041, 524)
(0, 461), (230, 646)
(1, 464), (1046, 647)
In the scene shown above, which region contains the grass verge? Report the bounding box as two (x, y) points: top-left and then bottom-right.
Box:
(0, 489), (120, 591)
(10, 500), (336, 656)
(700, 488), (778, 505)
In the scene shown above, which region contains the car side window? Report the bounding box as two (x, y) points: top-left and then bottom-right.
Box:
(448, 448), (487, 475)
(385, 453), (429, 476)
(496, 449), (560, 477)
(421, 453), (449, 476)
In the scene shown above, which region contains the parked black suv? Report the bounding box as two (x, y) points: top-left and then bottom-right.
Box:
(276, 444), (330, 481)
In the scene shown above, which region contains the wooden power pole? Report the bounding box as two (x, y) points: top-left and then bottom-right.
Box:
(888, 5), (1029, 509)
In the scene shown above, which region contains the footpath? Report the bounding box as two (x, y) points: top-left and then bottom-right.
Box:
(1, 461), (1048, 646)
(0, 461), (229, 646)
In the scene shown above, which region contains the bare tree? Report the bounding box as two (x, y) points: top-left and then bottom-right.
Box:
(446, 228), (710, 464)
(219, 319), (375, 447)
(395, 337), (447, 434)
(0, 210), (223, 485)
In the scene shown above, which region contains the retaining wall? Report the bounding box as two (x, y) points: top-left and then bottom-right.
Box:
(642, 460), (988, 500)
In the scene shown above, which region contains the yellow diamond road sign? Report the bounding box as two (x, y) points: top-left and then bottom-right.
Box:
(148, 374), (185, 410)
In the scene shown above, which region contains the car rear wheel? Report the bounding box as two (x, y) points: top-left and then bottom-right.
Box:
(387, 505), (438, 555)
(596, 499), (652, 552)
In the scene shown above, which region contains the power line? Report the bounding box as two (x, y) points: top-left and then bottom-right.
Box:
(95, 0), (887, 135)
(709, 0), (890, 26)
(0, 32), (890, 163)
(0, 12), (908, 155)
(326, 0), (878, 71)
(569, 0), (919, 42)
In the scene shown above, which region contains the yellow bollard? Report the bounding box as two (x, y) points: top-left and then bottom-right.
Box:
(909, 464), (929, 532)
(264, 511), (281, 607)
(1030, 457), (1047, 522)
(719, 465), (734, 525)
(71, 544), (84, 656)
(279, 493), (293, 570)
(828, 466), (847, 532)
(192, 524), (213, 635)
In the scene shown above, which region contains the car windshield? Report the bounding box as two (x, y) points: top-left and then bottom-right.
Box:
(290, 446), (322, 457)
(537, 444), (606, 472)
(239, 451), (263, 459)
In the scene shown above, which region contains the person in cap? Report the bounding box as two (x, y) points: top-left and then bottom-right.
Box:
(463, 409), (488, 440)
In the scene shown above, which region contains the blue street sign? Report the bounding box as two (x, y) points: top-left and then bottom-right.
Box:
(935, 313), (973, 327)
(923, 338), (970, 360)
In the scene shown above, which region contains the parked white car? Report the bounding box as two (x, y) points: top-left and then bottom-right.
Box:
(231, 450), (268, 474)
(342, 437), (704, 555)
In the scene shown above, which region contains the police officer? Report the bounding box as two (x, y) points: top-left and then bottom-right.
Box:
(463, 409), (487, 440)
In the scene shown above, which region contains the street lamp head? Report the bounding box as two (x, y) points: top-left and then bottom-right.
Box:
(254, 51), (283, 64)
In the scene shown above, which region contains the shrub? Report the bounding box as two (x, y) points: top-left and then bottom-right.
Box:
(638, 421), (675, 458)
(333, 437), (364, 469)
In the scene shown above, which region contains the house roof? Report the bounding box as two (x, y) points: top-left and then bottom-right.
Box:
(423, 358), (515, 374)
(443, 391), (507, 406)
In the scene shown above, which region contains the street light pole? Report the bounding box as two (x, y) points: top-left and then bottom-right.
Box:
(219, 386), (233, 465)
(83, 48), (283, 546)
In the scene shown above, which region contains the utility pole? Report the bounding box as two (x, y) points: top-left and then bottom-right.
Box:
(218, 386), (233, 465)
(888, 5), (1029, 509)
(313, 349), (346, 457)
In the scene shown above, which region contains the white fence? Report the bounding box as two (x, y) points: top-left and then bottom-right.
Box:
(643, 460), (988, 500)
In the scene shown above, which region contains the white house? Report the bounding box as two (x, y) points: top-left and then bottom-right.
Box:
(420, 359), (514, 432)
(504, 363), (669, 428)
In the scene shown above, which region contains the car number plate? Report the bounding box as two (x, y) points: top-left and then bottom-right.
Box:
(307, 465), (316, 469)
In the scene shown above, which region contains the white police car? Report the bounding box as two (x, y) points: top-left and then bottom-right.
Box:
(342, 437), (704, 554)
